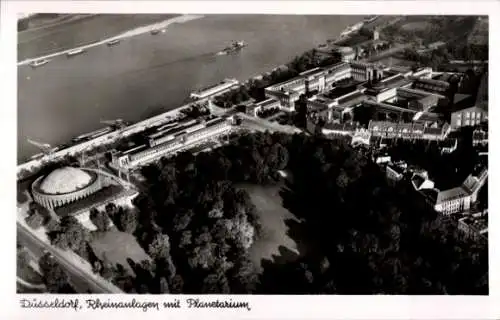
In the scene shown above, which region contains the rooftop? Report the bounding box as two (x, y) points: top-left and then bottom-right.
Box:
(451, 100), (485, 114)
(387, 163), (405, 175)
(339, 92), (368, 108)
(423, 127), (444, 135)
(436, 186), (470, 203)
(420, 188), (438, 203)
(411, 174), (428, 189)
(299, 67), (324, 78)
(256, 98), (280, 108)
(38, 167), (94, 195)
(380, 74), (413, 89)
(414, 112), (440, 122)
(459, 216), (488, 233)
(326, 85), (359, 100)
(414, 78), (450, 88)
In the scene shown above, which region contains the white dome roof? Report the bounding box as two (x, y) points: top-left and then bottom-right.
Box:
(39, 167), (93, 194)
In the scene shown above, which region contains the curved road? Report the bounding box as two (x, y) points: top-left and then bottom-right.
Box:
(17, 222), (122, 293)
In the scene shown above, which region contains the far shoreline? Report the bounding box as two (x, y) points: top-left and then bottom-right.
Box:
(18, 14), (204, 65)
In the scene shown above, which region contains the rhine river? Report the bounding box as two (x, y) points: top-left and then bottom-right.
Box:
(17, 14), (364, 163)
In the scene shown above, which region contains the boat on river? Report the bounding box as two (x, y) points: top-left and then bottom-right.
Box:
(216, 40), (247, 56)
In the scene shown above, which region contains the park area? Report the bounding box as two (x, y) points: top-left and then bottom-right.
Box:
(90, 231), (151, 276)
(241, 184), (306, 273)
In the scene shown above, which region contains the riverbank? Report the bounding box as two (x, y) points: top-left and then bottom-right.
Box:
(18, 14), (203, 65)
(18, 15), (365, 162)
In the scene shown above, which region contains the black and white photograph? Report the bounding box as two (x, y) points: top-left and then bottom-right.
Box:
(5, 2), (497, 316)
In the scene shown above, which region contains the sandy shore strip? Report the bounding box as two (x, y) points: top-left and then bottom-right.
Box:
(18, 14), (205, 66)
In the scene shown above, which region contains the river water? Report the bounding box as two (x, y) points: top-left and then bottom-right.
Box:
(17, 14), (364, 163)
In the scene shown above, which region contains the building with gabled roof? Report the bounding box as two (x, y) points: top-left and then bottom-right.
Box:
(435, 167), (487, 215)
(411, 172), (435, 191)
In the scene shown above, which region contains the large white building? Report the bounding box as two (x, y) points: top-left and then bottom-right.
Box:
(32, 167), (103, 209)
(264, 62), (352, 111)
(113, 117), (235, 170)
(435, 168), (488, 215)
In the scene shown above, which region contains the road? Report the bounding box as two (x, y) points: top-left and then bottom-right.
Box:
(17, 222), (123, 293)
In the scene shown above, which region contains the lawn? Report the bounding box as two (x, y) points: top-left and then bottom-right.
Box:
(241, 184), (303, 273)
(90, 231), (150, 276)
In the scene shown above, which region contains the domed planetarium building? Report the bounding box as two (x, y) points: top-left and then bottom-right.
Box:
(31, 167), (103, 209)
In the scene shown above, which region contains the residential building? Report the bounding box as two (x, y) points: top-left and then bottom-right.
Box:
(412, 111), (441, 126)
(386, 162), (405, 184)
(321, 121), (360, 137)
(351, 128), (372, 146)
(248, 98), (281, 117)
(473, 128), (488, 146)
(457, 214), (488, 242)
(440, 138), (458, 154)
(450, 104), (488, 130)
(475, 71), (488, 105)
(422, 124), (450, 140)
(368, 120), (449, 141)
(435, 167), (488, 214)
(374, 153), (391, 164)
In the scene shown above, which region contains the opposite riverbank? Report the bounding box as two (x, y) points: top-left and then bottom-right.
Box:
(18, 14), (204, 65)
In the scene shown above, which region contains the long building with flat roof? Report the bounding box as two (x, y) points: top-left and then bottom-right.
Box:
(190, 78), (240, 100)
(113, 117), (235, 170)
(264, 62), (352, 111)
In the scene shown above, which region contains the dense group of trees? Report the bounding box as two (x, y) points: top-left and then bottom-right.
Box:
(128, 132), (295, 293)
(24, 203), (50, 230)
(39, 253), (75, 293)
(48, 216), (91, 256)
(35, 129), (487, 294)
(180, 103), (211, 119)
(383, 16), (478, 46)
(119, 130), (485, 294)
(247, 133), (488, 294)
(401, 44), (488, 71)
